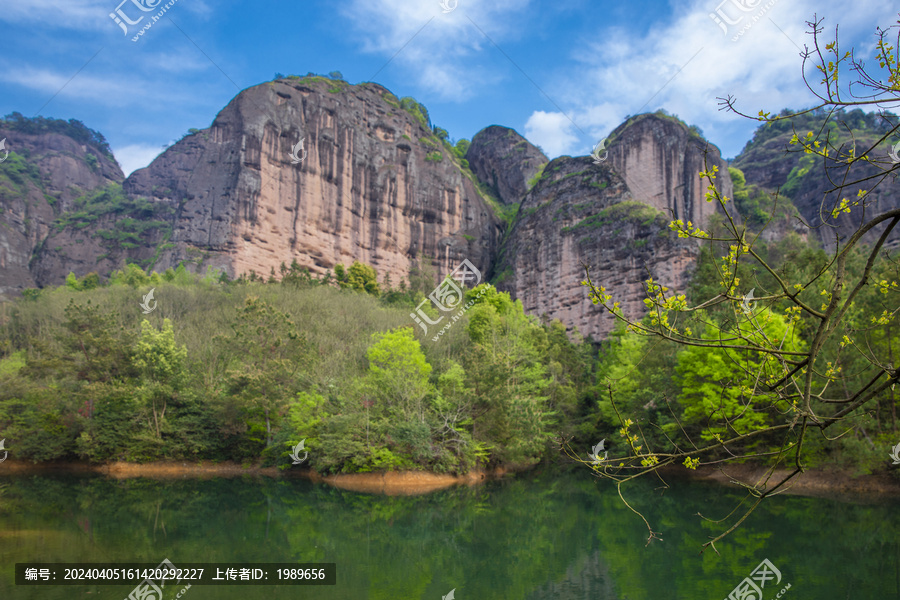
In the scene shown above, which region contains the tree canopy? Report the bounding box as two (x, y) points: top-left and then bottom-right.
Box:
(574, 11), (900, 551)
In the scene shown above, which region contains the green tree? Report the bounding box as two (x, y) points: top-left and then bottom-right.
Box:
(109, 263), (150, 287)
(577, 12), (900, 550)
(366, 327), (433, 422)
(347, 261), (380, 296)
(65, 272), (82, 291)
(218, 298), (312, 449)
(676, 310), (805, 442)
(463, 285), (555, 464)
(433, 126), (449, 141)
(270, 391), (327, 469)
(81, 272), (101, 290)
(133, 319), (188, 440)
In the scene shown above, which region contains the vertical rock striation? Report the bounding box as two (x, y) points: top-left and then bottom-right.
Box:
(465, 125), (547, 205)
(496, 115), (734, 340)
(121, 76), (503, 283)
(0, 124), (123, 298)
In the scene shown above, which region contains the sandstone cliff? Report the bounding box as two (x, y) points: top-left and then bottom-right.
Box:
(495, 155), (702, 341)
(27, 76), (504, 291)
(0, 118), (123, 298)
(465, 125), (547, 206)
(495, 115), (734, 340)
(606, 113), (733, 228)
(123, 76), (502, 283)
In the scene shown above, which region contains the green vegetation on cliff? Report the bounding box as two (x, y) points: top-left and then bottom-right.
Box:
(1, 111), (114, 159)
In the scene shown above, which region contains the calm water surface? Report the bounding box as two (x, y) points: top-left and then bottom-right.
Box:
(0, 467), (897, 599)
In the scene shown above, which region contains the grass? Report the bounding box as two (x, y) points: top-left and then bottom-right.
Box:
(523, 200), (553, 217)
(561, 201), (666, 233)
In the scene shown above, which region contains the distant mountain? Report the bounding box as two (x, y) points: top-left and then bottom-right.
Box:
(1, 85), (898, 340)
(0, 113), (123, 298)
(731, 107), (900, 251)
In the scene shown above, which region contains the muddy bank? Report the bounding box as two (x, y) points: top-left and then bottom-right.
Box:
(305, 469), (501, 496)
(3, 459), (897, 499)
(661, 462), (900, 502)
(0, 459), (530, 496)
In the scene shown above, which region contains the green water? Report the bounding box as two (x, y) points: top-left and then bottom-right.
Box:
(0, 468), (897, 599)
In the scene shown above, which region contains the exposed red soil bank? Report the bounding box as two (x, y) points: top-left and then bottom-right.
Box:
(0, 460), (528, 496)
(2, 459), (897, 499)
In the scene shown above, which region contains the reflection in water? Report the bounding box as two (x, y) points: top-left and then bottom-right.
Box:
(0, 467), (897, 599)
(526, 549), (619, 600)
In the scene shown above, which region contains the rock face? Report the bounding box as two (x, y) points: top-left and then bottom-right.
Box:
(24, 76), (504, 291)
(734, 136), (900, 252)
(0, 124), (123, 298)
(495, 116), (735, 341)
(121, 77), (502, 283)
(466, 125), (547, 205)
(606, 114), (733, 228)
(2, 91), (746, 344)
(495, 156), (702, 341)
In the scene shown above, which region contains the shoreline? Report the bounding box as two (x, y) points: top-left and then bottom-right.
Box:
(2, 459), (898, 498)
(660, 462), (900, 501)
(0, 459), (532, 496)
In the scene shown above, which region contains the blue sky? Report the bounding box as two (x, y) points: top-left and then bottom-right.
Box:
(0, 0), (896, 176)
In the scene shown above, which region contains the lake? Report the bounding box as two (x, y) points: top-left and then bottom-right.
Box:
(0, 467), (897, 599)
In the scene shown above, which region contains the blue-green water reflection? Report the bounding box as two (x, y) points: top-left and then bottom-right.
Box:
(0, 468), (897, 599)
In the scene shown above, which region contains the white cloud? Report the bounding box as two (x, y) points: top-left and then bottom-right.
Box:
(0, 0), (110, 30)
(1, 67), (140, 106)
(0, 65), (203, 110)
(342, 0), (532, 99)
(114, 143), (164, 176)
(0, 0), (209, 31)
(524, 111), (579, 157)
(558, 0), (900, 157)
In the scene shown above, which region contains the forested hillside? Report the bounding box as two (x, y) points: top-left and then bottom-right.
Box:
(0, 263), (597, 473)
(1, 237), (896, 477)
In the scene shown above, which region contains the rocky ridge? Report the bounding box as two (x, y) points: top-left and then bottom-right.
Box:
(493, 114), (735, 340)
(465, 125), (547, 206)
(0, 120), (123, 296)
(25, 76), (504, 292)
(8, 83), (893, 343)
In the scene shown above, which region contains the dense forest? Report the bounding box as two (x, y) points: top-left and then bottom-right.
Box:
(1, 233), (897, 476)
